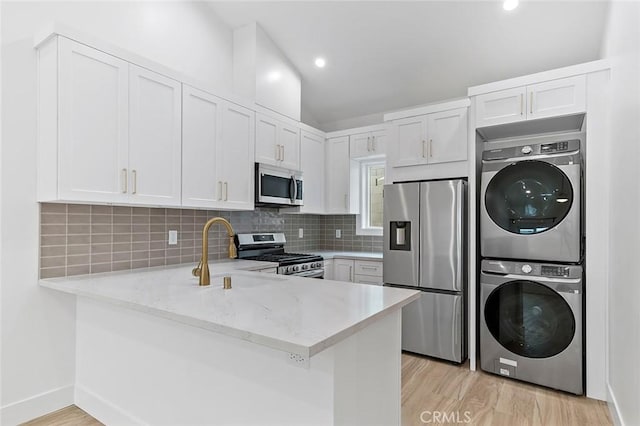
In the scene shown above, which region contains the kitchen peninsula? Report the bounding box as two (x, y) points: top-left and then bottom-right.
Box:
(40, 260), (419, 425)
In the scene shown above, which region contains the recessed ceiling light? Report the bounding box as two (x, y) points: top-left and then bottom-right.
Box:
(314, 57), (326, 68)
(503, 0), (519, 11)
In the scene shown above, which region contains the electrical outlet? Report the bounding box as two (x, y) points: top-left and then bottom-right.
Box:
(298, 228), (304, 238)
(168, 230), (178, 245)
(336, 229), (341, 238)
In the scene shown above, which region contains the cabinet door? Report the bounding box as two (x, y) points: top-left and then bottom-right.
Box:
(349, 132), (372, 159)
(427, 107), (468, 164)
(354, 260), (383, 277)
(299, 131), (325, 213)
(279, 122), (300, 170)
(217, 102), (255, 210)
(58, 38), (129, 203)
(393, 116), (428, 167)
(182, 85), (222, 208)
(333, 259), (354, 282)
(129, 65), (182, 206)
(323, 259), (334, 280)
(325, 136), (351, 214)
(475, 86), (526, 127)
(255, 113), (279, 166)
(527, 75), (586, 120)
(370, 130), (387, 156)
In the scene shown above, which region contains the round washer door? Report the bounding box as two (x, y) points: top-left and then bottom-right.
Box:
(484, 280), (576, 358)
(485, 160), (573, 235)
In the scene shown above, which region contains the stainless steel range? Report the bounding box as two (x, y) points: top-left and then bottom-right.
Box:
(235, 233), (324, 278)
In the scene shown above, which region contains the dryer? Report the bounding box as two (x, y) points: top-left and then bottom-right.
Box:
(481, 139), (582, 263)
(480, 259), (583, 395)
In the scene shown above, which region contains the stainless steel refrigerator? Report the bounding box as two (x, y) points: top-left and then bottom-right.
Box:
(383, 180), (467, 363)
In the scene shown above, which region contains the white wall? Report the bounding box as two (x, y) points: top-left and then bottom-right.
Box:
(0, 2), (233, 424)
(601, 2), (640, 425)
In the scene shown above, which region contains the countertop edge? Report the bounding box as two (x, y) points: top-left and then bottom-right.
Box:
(307, 288), (420, 357)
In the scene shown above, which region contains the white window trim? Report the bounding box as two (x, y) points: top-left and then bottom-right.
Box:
(356, 160), (384, 236)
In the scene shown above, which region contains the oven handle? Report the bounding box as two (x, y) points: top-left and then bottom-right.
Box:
(290, 269), (324, 279)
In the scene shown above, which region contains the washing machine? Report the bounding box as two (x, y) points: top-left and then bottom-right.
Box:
(481, 138), (582, 263)
(480, 259), (583, 395)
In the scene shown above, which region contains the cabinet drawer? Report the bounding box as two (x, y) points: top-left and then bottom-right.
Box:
(354, 260), (383, 277)
(354, 274), (383, 285)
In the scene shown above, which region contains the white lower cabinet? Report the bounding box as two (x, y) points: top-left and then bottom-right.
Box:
(182, 86), (255, 210)
(331, 258), (383, 285)
(323, 259), (334, 280)
(333, 259), (355, 282)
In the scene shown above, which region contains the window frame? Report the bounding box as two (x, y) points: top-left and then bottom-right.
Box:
(356, 160), (385, 236)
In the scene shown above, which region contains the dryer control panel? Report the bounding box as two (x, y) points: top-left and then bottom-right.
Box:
(482, 139), (580, 161)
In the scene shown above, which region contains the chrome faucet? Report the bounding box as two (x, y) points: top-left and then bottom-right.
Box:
(192, 217), (237, 286)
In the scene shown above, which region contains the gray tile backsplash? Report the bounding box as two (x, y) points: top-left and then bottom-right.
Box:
(40, 204), (383, 278)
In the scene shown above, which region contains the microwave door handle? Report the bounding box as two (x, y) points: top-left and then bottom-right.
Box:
(290, 176), (296, 203)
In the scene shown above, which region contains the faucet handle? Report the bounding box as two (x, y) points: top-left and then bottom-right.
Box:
(192, 260), (202, 277)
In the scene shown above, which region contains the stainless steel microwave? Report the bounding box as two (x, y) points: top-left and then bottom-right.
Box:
(255, 163), (303, 207)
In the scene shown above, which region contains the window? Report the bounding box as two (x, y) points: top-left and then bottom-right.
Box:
(356, 161), (385, 236)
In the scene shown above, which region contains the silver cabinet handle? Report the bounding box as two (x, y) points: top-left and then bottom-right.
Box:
(429, 139), (433, 158)
(121, 168), (128, 193)
(131, 170), (137, 195)
(520, 93), (524, 115)
(224, 182), (228, 201)
(349, 265), (353, 282)
(361, 266), (378, 270)
(367, 136), (372, 152)
(530, 91), (534, 114)
(422, 140), (426, 158)
(217, 181), (223, 201)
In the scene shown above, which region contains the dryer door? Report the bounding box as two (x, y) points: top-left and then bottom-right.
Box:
(484, 160), (573, 235)
(484, 280), (576, 358)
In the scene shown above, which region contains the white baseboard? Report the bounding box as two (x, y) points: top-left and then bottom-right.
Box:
(75, 385), (144, 426)
(0, 385), (74, 426)
(607, 383), (624, 426)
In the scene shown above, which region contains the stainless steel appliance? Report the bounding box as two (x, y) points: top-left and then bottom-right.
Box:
(383, 179), (467, 363)
(235, 233), (324, 278)
(255, 163), (303, 207)
(480, 259), (583, 395)
(481, 138), (582, 263)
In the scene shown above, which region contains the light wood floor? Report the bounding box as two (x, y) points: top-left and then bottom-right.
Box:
(22, 353), (611, 426)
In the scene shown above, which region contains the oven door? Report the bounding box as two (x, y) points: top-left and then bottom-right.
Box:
(256, 163), (303, 206)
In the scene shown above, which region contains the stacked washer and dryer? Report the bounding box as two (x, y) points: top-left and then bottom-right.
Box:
(479, 137), (584, 395)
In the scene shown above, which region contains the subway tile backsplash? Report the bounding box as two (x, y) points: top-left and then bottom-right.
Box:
(40, 204), (383, 278)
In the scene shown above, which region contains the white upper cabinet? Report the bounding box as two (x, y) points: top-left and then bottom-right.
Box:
(128, 65), (182, 206)
(350, 129), (387, 159)
(427, 108), (468, 164)
(392, 107), (467, 168)
(325, 136), (355, 214)
(255, 113), (300, 170)
(182, 86), (254, 211)
(475, 75), (586, 127)
(217, 102), (255, 210)
(393, 116), (429, 167)
(475, 86), (526, 127)
(299, 130), (325, 214)
(50, 37), (130, 203)
(528, 75), (587, 120)
(38, 36), (182, 206)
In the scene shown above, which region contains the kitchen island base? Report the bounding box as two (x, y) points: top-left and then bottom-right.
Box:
(74, 297), (402, 425)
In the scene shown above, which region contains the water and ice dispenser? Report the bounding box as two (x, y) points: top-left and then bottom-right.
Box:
(390, 221), (412, 251)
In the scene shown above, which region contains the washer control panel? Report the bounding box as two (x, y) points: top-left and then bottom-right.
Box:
(540, 141), (570, 153)
(541, 265), (571, 277)
(482, 139), (580, 161)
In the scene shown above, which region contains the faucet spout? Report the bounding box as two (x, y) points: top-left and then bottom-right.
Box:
(192, 217), (236, 286)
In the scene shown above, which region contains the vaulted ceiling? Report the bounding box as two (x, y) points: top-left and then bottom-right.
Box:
(209, 1), (608, 129)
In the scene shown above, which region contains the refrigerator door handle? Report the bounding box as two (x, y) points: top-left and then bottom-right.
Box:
(455, 180), (464, 291)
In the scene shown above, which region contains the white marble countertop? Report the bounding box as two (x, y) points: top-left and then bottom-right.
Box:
(39, 259), (418, 358)
(310, 251), (383, 261)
